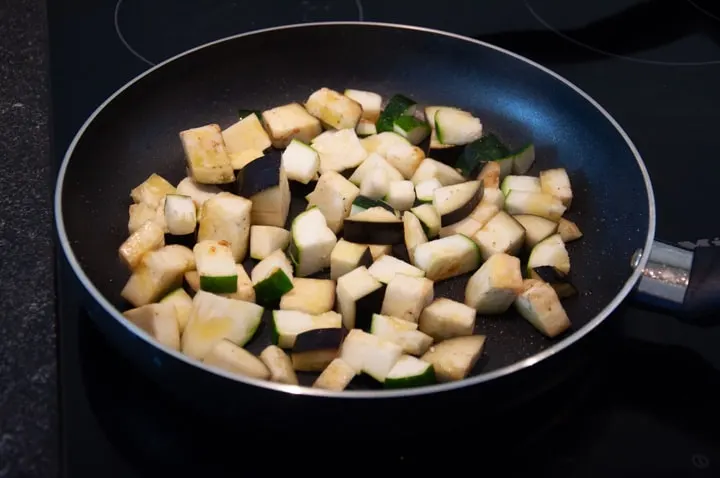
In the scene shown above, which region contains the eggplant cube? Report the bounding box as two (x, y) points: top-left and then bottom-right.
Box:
(370, 314), (433, 356)
(471, 211), (525, 260)
(348, 152), (404, 186)
(360, 132), (425, 179)
(539, 168), (573, 208)
(281, 139), (320, 185)
(421, 335), (486, 382)
(340, 329), (403, 383)
(305, 87), (363, 130)
(179, 124), (235, 185)
(313, 358), (356, 391)
(515, 279), (571, 338)
(306, 170), (360, 233)
(367, 255), (425, 284)
(176, 177), (221, 208)
(330, 239), (373, 280)
(311, 128), (368, 175)
(419, 298), (476, 341)
(204, 339), (270, 380)
(130, 173), (176, 208)
(558, 217), (583, 242)
(259, 345), (299, 385)
(465, 253), (523, 314)
(249, 225), (291, 261)
(123, 302), (180, 351)
(121, 245), (195, 307)
(291, 328), (346, 372)
(271, 310), (342, 349)
(119, 220), (165, 270)
(197, 192), (252, 262)
(261, 102), (322, 148)
(381, 274), (434, 323)
(336, 266), (385, 331)
(221, 113), (272, 170)
(128, 203), (159, 235)
(279, 278), (336, 314)
(290, 208), (338, 277)
(236, 155), (291, 228)
(344, 89), (383, 122)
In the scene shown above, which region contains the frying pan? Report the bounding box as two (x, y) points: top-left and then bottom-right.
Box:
(54, 22), (720, 428)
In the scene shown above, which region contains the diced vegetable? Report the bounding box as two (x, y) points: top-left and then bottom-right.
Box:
(403, 211), (428, 264)
(558, 217), (583, 242)
(370, 314), (433, 356)
(204, 339), (270, 380)
(194, 240), (238, 294)
(348, 152), (404, 186)
(306, 170), (360, 233)
(128, 202), (159, 235)
(471, 211), (525, 260)
(421, 335), (486, 382)
(384, 180), (415, 211)
(381, 274), (434, 323)
(311, 128), (368, 175)
(360, 168), (390, 200)
(418, 298), (476, 341)
(121, 245), (195, 307)
(413, 234), (481, 281)
(340, 329), (403, 382)
(261, 102), (322, 148)
(313, 358), (356, 391)
(289, 207), (338, 277)
(500, 175), (541, 195)
(539, 168), (573, 207)
(515, 279), (571, 338)
(411, 203), (441, 238)
(181, 290), (264, 360)
(465, 253), (523, 314)
(368, 244), (392, 260)
(197, 192), (252, 262)
(476, 161), (500, 188)
(504, 190), (566, 221)
(384, 355), (436, 389)
(123, 302), (180, 351)
(291, 328), (346, 372)
(368, 255), (424, 284)
(164, 194), (197, 236)
(482, 187), (505, 210)
(350, 195), (395, 217)
(532, 266), (578, 298)
(344, 89), (383, 122)
(376, 94), (417, 133)
(175, 177), (221, 208)
(343, 207), (404, 245)
(360, 132), (425, 179)
(130, 173), (176, 209)
(259, 345), (299, 385)
(469, 200), (500, 227)
(527, 234), (570, 276)
(159, 288), (193, 334)
(415, 178), (442, 203)
(356, 119), (378, 137)
(438, 216), (482, 239)
(250, 225), (291, 260)
(119, 220), (165, 270)
(305, 87), (363, 130)
(456, 134), (510, 177)
(184, 264), (255, 303)
(281, 139), (319, 185)
(221, 113), (272, 170)
(271, 310), (342, 349)
(279, 278), (335, 314)
(393, 115), (430, 145)
(179, 124), (235, 184)
(336, 266), (386, 330)
(434, 108), (483, 145)
(236, 153), (291, 228)
(330, 239), (373, 280)
(411, 158), (465, 186)
(433, 180), (483, 226)
(251, 249), (294, 305)
(514, 214), (558, 249)
(511, 143), (536, 174)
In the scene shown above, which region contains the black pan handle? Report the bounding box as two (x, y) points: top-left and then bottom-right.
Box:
(631, 241), (720, 325)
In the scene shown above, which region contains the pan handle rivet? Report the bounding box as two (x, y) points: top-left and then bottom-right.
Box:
(630, 248), (644, 269)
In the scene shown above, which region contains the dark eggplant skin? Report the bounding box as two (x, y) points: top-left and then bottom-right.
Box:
(532, 266), (578, 298)
(234, 150), (282, 198)
(428, 144), (465, 166)
(164, 231), (196, 248)
(343, 219), (403, 245)
(358, 247), (374, 269)
(292, 328), (347, 353)
(391, 243), (411, 263)
(439, 182), (484, 227)
(354, 284), (387, 332)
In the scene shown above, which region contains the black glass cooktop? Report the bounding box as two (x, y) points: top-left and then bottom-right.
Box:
(49, 1), (720, 476)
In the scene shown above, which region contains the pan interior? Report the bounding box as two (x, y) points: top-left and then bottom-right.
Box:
(59, 24), (650, 389)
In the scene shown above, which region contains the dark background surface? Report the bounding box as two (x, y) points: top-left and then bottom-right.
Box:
(5, 0), (720, 476)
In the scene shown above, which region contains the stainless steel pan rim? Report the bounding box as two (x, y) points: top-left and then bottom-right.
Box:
(53, 21), (657, 399)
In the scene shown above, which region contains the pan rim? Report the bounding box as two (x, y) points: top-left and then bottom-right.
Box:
(54, 21), (656, 399)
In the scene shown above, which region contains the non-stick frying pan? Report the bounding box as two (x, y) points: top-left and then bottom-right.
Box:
(54, 23), (720, 425)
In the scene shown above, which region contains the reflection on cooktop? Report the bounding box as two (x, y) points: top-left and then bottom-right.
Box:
(525, 0), (720, 65)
